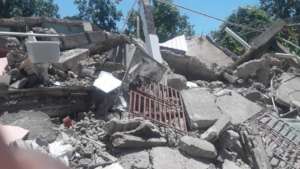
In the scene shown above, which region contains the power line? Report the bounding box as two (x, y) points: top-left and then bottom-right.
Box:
(155, 0), (265, 33)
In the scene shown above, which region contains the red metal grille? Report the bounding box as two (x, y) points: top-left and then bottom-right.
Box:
(129, 83), (187, 132)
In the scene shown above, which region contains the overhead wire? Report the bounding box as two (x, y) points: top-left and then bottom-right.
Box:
(154, 0), (265, 33)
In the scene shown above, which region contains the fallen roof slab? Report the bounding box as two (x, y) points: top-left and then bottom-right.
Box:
(181, 88), (223, 129)
(215, 89), (263, 125)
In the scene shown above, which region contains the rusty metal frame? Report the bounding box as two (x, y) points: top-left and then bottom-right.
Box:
(129, 83), (187, 132)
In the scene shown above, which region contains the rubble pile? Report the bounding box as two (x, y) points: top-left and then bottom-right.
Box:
(0, 16), (300, 169)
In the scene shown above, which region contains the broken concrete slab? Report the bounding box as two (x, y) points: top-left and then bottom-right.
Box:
(276, 73), (300, 108)
(181, 88), (223, 129)
(201, 114), (231, 142)
(124, 44), (166, 83)
(56, 48), (89, 73)
(0, 110), (57, 142)
(111, 133), (166, 149)
(119, 150), (150, 169)
(161, 36), (234, 81)
(215, 89), (263, 124)
(165, 73), (187, 90)
(235, 57), (271, 85)
(179, 136), (217, 160)
(186, 36), (234, 70)
(151, 147), (212, 169)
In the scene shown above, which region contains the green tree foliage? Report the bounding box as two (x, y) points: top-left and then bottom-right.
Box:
(260, 0), (300, 18)
(74, 0), (122, 31)
(260, 0), (300, 55)
(126, 0), (194, 42)
(0, 0), (59, 18)
(212, 6), (271, 55)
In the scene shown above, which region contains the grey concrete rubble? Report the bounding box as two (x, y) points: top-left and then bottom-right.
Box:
(275, 73), (300, 108)
(161, 36), (233, 81)
(111, 132), (167, 149)
(181, 88), (223, 129)
(215, 89), (263, 124)
(235, 57), (271, 85)
(179, 136), (217, 160)
(56, 48), (89, 73)
(201, 114), (231, 142)
(165, 73), (187, 90)
(151, 147), (213, 169)
(119, 150), (150, 169)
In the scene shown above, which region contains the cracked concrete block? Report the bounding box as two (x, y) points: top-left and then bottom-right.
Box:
(276, 73), (300, 108)
(181, 88), (223, 129)
(151, 147), (212, 169)
(56, 48), (89, 73)
(215, 89), (263, 124)
(119, 150), (150, 169)
(179, 136), (217, 160)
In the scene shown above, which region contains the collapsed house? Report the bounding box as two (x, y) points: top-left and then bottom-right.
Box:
(0, 14), (299, 169)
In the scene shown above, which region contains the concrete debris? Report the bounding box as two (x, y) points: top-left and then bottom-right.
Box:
(111, 132), (167, 149)
(161, 36), (234, 81)
(151, 147), (213, 169)
(275, 73), (300, 108)
(119, 150), (150, 169)
(179, 136), (217, 160)
(215, 89), (263, 125)
(222, 159), (250, 169)
(56, 48), (89, 73)
(1, 16), (300, 169)
(103, 118), (142, 136)
(165, 73), (187, 90)
(181, 88), (223, 129)
(235, 57), (271, 85)
(201, 114), (231, 142)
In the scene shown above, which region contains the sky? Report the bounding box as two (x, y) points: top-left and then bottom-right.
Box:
(54, 0), (260, 35)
